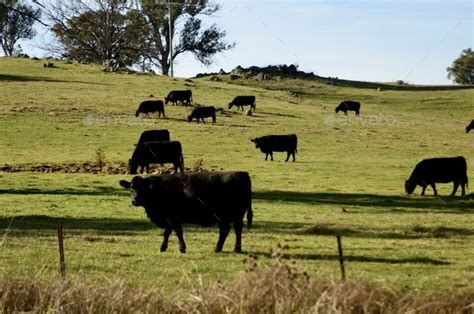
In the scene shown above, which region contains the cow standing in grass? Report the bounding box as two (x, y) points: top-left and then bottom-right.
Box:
(405, 156), (468, 196)
(119, 171), (252, 253)
(129, 141), (184, 174)
(466, 120), (474, 133)
(251, 134), (298, 162)
(228, 95), (256, 112)
(187, 106), (216, 124)
(335, 101), (360, 117)
(165, 90), (193, 106)
(136, 100), (165, 118)
(136, 130), (170, 146)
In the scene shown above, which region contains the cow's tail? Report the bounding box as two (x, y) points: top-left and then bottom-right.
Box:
(294, 134), (298, 154)
(247, 203), (253, 229)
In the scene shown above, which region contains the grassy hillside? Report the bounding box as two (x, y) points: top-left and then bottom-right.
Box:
(0, 57), (473, 295)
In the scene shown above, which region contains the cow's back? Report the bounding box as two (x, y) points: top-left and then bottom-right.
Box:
(412, 157), (467, 183)
(150, 171), (251, 225)
(137, 130), (170, 145)
(261, 134), (297, 152)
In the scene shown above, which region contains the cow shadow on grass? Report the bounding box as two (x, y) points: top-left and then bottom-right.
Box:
(253, 190), (474, 213)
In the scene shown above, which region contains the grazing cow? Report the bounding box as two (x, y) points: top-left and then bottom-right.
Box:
(405, 156), (468, 196)
(251, 134), (298, 162)
(228, 95), (256, 112)
(165, 90), (193, 106)
(466, 120), (474, 133)
(136, 130), (170, 146)
(135, 100), (165, 118)
(129, 141), (184, 174)
(187, 106), (216, 124)
(335, 101), (360, 117)
(119, 171), (253, 253)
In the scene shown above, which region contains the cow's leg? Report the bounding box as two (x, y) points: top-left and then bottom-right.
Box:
(430, 184), (438, 196)
(292, 151), (296, 162)
(461, 182), (466, 196)
(421, 184), (427, 196)
(270, 152), (273, 161)
(233, 220), (244, 253)
(160, 228), (172, 252)
(174, 228), (186, 253)
(285, 152), (290, 162)
(265, 153), (268, 161)
(202, 118), (205, 124)
(215, 224), (230, 252)
(451, 181), (460, 196)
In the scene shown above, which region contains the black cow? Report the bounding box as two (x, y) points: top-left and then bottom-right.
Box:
(165, 90), (193, 106)
(136, 130), (170, 146)
(129, 141), (184, 174)
(228, 95), (256, 112)
(119, 171), (253, 253)
(466, 120), (474, 133)
(135, 100), (165, 118)
(187, 106), (216, 124)
(251, 134), (298, 162)
(405, 156), (468, 196)
(335, 101), (360, 117)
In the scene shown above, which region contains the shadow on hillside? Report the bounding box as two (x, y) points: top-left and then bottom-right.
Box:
(251, 221), (474, 239)
(0, 186), (127, 196)
(0, 215), (153, 236)
(256, 110), (301, 119)
(253, 190), (474, 213)
(246, 251), (450, 265)
(308, 76), (474, 92)
(0, 74), (102, 85)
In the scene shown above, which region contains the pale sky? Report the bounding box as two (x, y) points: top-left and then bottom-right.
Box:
(18, 0), (474, 84)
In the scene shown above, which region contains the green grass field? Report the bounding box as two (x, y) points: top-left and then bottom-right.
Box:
(1, 57), (473, 295)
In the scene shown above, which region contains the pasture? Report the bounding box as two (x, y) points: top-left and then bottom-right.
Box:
(0, 57), (473, 298)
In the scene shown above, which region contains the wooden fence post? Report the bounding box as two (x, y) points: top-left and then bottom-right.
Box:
(337, 235), (346, 281)
(57, 224), (66, 278)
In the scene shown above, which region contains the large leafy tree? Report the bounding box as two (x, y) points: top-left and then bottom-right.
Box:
(47, 0), (145, 69)
(0, 0), (41, 56)
(447, 48), (474, 85)
(138, 0), (235, 76)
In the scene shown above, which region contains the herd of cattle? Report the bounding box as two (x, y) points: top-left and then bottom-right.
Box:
(119, 89), (472, 253)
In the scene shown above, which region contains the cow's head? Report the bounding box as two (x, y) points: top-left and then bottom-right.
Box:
(228, 103), (233, 109)
(135, 110), (140, 117)
(119, 176), (152, 206)
(251, 138), (261, 148)
(404, 180), (416, 195)
(335, 107), (339, 113)
(187, 114), (193, 122)
(164, 97), (169, 104)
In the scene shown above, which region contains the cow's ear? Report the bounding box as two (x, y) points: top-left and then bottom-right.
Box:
(119, 180), (131, 189)
(250, 138), (255, 143)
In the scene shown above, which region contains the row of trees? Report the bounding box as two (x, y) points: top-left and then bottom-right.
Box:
(0, 0), (473, 82)
(1, 0), (234, 75)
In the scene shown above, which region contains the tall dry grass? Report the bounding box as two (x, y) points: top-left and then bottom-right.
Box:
(1, 257), (473, 313)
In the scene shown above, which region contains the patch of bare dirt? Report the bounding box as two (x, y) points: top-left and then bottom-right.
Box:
(1, 159), (206, 175)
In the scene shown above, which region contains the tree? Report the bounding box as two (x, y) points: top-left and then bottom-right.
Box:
(47, 0), (145, 69)
(0, 0), (41, 56)
(447, 48), (474, 85)
(138, 0), (235, 76)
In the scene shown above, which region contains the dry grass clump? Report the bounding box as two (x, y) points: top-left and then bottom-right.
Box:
(1, 257), (473, 313)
